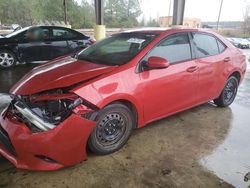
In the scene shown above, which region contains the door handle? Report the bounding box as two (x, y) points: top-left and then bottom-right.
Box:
(72, 40), (84, 45)
(224, 57), (231, 62)
(77, 42), (84, 45)
(186, 66), (198, 73)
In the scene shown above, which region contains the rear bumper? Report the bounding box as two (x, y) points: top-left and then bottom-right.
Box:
(0, 109), (96, 171)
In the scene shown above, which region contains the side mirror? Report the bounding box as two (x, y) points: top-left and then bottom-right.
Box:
(147, 56), (170, 69)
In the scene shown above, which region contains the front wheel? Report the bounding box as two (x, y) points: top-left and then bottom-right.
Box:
(214, 76), (238, 107)
(0, 50), (17, 68)
(88, 103), (134, 155)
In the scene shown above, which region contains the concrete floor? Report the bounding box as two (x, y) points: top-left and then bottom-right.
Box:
(0, 50), (250, 188)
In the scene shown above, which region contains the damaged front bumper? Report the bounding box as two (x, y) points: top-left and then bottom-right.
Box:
(0, 98), (96, 171)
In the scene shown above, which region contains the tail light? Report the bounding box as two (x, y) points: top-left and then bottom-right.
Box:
(90, 38), (96, 44)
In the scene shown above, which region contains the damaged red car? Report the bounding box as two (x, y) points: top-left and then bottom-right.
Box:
(0, 28), (247, 170)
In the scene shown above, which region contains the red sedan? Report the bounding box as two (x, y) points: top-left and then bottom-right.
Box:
(0, 28), (247, 170)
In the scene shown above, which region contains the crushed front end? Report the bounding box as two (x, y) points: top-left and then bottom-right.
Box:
(0, 90), (97, 171)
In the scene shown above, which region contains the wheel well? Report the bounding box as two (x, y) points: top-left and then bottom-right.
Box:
(0, 48), (13, 53)
(110, 100), (138, 129)
(230, 71), (241, 83)
(0, 48), (17, 59)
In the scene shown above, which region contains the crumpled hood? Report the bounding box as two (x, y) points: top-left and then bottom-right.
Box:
(10, 56), (116, 95)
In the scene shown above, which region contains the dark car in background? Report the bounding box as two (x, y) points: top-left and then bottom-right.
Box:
(0, 26), (95, 68)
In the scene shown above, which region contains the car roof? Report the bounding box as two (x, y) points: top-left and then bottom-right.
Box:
(123, 27), (172, 34)
(123, 27), (208, 35)
(27, 25), (73, 30)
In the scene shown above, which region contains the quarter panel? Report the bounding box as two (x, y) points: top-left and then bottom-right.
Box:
(214, 48), (246, 98)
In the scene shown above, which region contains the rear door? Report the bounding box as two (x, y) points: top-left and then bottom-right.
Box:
(140, 32), (199, 123)
(51, 27), (90, 59)
(50, 27), (70, 59)
(191, 32), (228, 103)
(64, 29), (90, 54)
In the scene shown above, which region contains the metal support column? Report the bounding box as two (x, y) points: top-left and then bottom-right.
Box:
(172, 0), (186, 25)
(216, 0), (224, 30)
(63, 0), (67, 26)
(94, 0), (106, 40)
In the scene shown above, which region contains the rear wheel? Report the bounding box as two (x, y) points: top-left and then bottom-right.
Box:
(0, 50), (17, 68)
(88, 103), (134, 155)
(214, 76), (238, 107)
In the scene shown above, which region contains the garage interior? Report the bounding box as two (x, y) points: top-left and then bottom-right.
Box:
(0, 0), (250, 188)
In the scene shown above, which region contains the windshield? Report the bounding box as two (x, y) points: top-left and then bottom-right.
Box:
(77, 33), (157, 65)
(6, 27), (30, 38)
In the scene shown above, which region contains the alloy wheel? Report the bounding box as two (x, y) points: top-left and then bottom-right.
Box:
(0, 52), (15, 68)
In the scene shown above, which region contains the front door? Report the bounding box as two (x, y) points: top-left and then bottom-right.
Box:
(140, 32), (198, 123)
(50, 27), (71, 59)
(18, 27), (52, 62)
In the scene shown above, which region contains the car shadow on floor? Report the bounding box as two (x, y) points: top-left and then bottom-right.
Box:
(0, 63), (37, 93)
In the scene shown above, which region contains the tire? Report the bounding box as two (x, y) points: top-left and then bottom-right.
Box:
(88, 103), (134, 155)
(214, 76), (238, 107)
(0, 50), (17, 68)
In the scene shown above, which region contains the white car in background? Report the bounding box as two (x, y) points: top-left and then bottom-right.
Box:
(230, 38), (250, 49)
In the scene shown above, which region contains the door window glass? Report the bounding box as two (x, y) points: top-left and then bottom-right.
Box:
(26, 27), (50, 41)
(52, 28), (78, 40)
(192, 33), (219, 58)
(217, 40), (226, 53)
(146, 33), (192, 64)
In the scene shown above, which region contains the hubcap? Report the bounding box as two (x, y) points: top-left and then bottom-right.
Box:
(96, 113), (126, 146)
(223, 79), (237, 104)
(0, 53), (14, 67)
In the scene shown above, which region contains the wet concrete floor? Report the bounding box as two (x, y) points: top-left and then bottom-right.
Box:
(0, 50), (250, 188)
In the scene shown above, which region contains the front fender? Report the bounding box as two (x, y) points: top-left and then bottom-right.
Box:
(72, 83), (144, 127)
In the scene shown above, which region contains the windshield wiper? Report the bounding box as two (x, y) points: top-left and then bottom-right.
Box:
(71, 52), (79, 59)
(78, 56), (95, 63)
(78, 55), (117, 66)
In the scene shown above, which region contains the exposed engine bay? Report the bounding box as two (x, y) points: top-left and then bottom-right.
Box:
(8, 89), (94, 132)
(27, 98), (73, 124)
